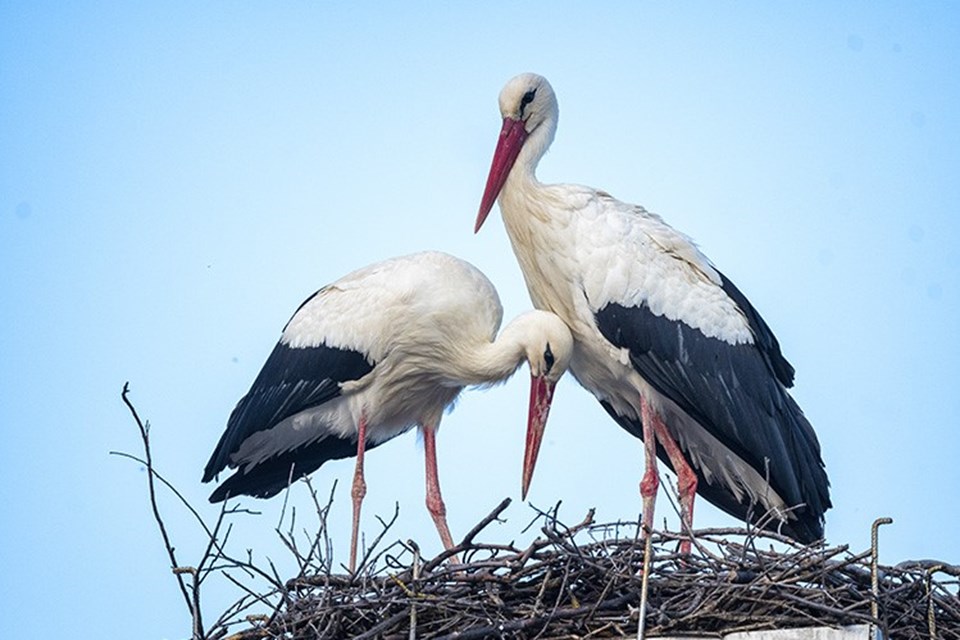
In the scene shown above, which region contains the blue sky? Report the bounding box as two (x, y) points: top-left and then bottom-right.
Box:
(2, 3), (958, 638)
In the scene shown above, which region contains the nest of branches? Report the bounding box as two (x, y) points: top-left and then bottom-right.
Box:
(118, 385), (959, 640)
(221, 498), (959, 640)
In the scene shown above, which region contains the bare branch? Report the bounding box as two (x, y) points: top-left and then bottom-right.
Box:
(118, 382), (201, 637)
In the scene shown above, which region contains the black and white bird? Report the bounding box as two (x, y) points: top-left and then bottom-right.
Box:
(202, 250), (573, 571)
(474, 73), (830, 549)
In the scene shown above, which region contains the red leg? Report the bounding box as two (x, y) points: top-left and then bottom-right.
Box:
(348, 414), (368, 573)
(639, 396), (659, 538)
(422, 426), (459, 561)
(651, 421), (697, 554)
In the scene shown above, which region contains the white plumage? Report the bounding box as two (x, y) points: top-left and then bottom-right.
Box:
(203, 250), (573, 570)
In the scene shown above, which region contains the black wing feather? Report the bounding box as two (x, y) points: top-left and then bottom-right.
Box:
(202, 340), (374, 483)
(207, 431), (388, 503)
(716, 269), (795, 387)
(595, 299), (830, 542)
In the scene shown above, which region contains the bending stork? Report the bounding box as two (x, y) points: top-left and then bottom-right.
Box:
(203, 250), (573, 570)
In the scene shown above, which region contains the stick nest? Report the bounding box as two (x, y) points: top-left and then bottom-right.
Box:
(227, 499), (959, 640)
(115, 386), (958, 639)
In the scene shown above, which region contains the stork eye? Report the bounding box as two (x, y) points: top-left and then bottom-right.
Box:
(543, 343), (555, 372)
(519, 89), (537, 117)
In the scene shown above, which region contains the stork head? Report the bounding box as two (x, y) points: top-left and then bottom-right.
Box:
(513, 310), (573, 500)
(475, 73), (558, 233)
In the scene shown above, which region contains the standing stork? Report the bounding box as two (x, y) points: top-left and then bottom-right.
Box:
(474, 73), (830, 549)
(203, 251), (573, 571)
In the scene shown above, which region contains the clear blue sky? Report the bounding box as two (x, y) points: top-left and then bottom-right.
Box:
(2, 3), (958, 638)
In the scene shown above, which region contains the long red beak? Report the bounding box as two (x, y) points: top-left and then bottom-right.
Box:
(522, 373), (556, 500)
(475, 117), (528, 233)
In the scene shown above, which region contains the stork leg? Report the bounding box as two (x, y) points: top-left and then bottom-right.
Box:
(348, 413), (368, 573)
(651, 421), (698, 555)
(639, 396), (659, 539)
(421, 425), (459, 562)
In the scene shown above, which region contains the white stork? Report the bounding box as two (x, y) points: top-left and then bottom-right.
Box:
(474, 73), (830, 549)
(203, 250), (573, 571)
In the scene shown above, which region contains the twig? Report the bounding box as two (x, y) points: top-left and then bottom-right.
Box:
(420, 498), (513, 574)
(119, 382), (201, 637)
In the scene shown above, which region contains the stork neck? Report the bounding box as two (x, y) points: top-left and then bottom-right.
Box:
(500, 114), (555, 225)
(459, 311), (553, 386)
(512, 115), (555, 187)
(463, 329), (528, 386)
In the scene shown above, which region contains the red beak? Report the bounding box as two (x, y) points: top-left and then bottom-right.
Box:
(522, 373), (556, 500)
(475, 117), (528, 233)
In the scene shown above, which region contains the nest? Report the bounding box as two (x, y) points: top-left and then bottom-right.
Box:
(226, 499), (959, 640)
(116, 386), (957, 640)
